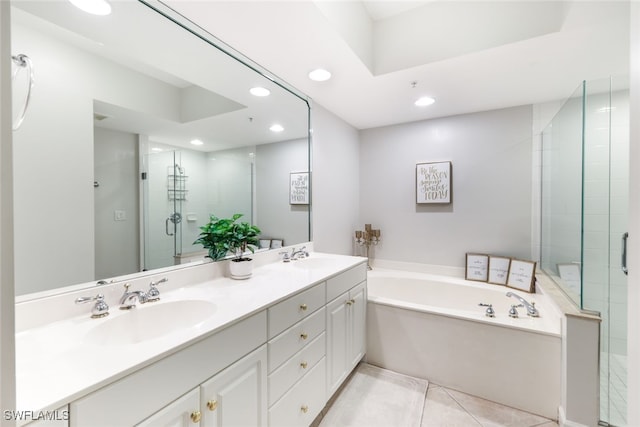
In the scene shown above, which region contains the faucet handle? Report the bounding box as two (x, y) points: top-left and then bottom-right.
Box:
(147, 277), (167, 302)
(478, 303), (495, 318)
(75, 294), (109, 319)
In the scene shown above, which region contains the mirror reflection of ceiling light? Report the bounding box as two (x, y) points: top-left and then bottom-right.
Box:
(250, 87), (270, 97)
(308, 69), (331, 82)
(68, 0), (112, 15)
(415, 96), (436, 107)
(151, 147), (163, 152)
(190, 139), (204, 146)
(270, 124), (284, 132)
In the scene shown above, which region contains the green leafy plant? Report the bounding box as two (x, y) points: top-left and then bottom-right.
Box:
(194, 213), (261, 261)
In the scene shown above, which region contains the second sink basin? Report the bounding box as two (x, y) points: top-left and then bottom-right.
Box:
(87, 300), (216, 346)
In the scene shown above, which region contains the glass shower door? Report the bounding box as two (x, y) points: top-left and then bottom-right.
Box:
(142, 150), (183, 270)
(582, 76), (629, 426)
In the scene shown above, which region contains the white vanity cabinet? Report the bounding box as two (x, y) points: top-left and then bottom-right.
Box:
(70, 311), (267, 427)
(267, 282), (327, 426)
(326, 264), (367, 397)
(137, 345), (267, 427)
(136, 388), (201, 427)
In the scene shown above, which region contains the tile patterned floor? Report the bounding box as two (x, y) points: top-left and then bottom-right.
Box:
(317, 363), (558, 427)
(422, 384), (557, 427)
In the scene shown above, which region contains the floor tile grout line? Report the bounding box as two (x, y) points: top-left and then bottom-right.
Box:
(440, 385), (484, 427)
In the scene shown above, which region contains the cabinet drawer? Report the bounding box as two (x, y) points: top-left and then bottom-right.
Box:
(268, 307), (325, 373)
(268, 282), (326, 339)
(268, 357), (326, 427)
(268, 332), (325, 407)
(326, 263), (367, 303)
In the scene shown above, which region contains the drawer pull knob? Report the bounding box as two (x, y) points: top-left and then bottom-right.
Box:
(300, 303), (308, 311)
(300, 332), (308, 340)
(346, 300), (353, 306)
(350, 299), (356, 304)
(207, 400), (218, 411)
(301, 405), (309, 413)
(300, 361), (308, 369)
(190, 410), (202, 423)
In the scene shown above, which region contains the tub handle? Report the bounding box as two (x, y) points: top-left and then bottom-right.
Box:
(478, 303), (495, 318)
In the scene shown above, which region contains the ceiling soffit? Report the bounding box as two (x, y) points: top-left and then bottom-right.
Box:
(315, 1), (569, 76)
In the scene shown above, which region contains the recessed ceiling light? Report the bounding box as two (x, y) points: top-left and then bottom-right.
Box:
(270, 124), (284, 132)
(415, 96), (435, 107)
(68, 0), (112, 15)
(250, 87), (270, 97)
(190, 139), (204, 146)
(308, 69), (331, 82)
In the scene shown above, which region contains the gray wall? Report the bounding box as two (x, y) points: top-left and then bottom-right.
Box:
(311, 104), (361, 255)
(256, 138), (309, 246)
(359, 105), (533, 267)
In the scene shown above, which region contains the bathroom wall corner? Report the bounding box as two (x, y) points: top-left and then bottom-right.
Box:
(310, 103), (360, 255)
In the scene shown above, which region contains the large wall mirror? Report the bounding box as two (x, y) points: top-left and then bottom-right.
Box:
(11, 0), (311, 297)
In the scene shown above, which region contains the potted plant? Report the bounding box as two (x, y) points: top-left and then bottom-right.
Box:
(194, 213), (261, 279)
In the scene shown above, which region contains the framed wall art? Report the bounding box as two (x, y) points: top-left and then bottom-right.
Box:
(488, 256), (511, 285)
(416, 161), (451, 204)
(465, 253), (489, 282)
(290, 172), (309, 205)
(507, 259), (537, 293)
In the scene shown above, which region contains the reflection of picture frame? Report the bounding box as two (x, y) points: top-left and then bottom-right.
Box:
(465, 253), (489, 282)
(557, 263), (581, 293)
(488, 256), (511, 285)
(416, 161), (451, 204)
(270, 239), (283, 249)
(259, 239), (271, 249)
(507, 259), (537, 293)
(290, 172), (309, 205)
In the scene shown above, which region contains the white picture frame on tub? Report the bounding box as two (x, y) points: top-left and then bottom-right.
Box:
(507, 259), (536, 293)
(488, 256), (511, 285)
(465, 253), (489, 282)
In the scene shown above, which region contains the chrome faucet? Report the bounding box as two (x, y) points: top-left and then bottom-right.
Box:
(119, 283), (148, 310)
(290, 246), (308, 260)
(506, 292), (539, 317)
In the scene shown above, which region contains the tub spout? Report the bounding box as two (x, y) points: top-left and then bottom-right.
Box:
(506, 292), (539, 317)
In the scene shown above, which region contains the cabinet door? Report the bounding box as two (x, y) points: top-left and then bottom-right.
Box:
(326, 292), (349, 397)
(136, 388), (201, 427)
(348, 281), (367, 368)
(200, 345), (267, 427)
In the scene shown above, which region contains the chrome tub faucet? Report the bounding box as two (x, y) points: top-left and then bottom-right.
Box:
(506, 292), (539, 317)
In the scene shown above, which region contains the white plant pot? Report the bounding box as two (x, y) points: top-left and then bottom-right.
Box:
(229, 257), (253, 280)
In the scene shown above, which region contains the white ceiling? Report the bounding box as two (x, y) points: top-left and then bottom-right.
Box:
(165, 0), (630, 130)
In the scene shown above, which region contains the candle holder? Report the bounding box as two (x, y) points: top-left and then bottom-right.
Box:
(354, 224), (381, 270)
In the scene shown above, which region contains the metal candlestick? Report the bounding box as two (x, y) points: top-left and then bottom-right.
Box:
(354, 224), (381, 270)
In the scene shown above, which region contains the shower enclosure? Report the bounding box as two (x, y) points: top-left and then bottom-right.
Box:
(541, 76), (629, 426)
(142, 146), (255, 271)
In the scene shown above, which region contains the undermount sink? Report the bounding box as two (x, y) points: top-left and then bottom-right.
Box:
(291, 257), (337, 270)
(87, 300), (216, 346)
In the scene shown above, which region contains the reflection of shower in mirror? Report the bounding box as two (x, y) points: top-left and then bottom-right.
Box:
(174, 164), (185, 175)
(11, 53), (34, 131)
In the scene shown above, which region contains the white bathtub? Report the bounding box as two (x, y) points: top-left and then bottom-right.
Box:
(366, 268), (562, 419)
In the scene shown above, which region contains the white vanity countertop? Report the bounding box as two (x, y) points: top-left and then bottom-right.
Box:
(15, 252), (366, 415)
